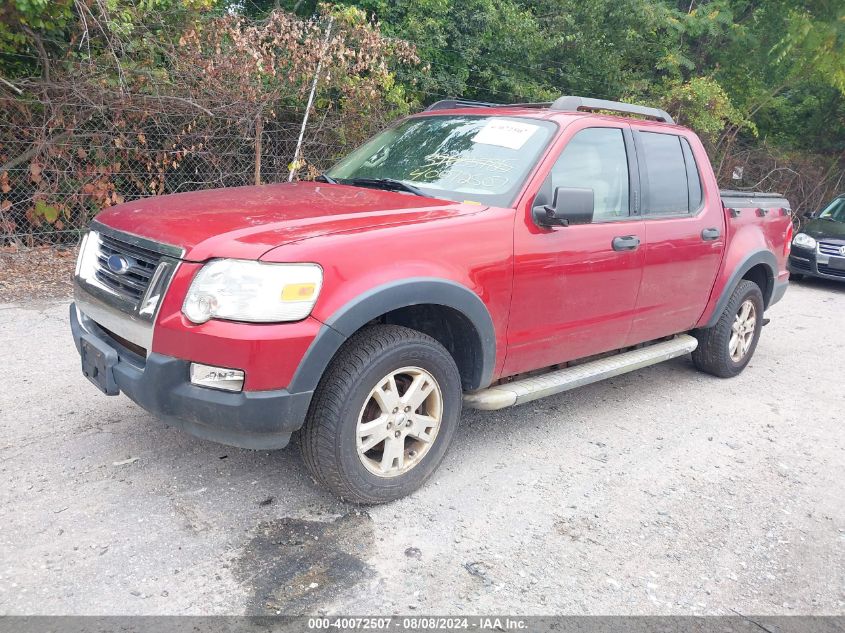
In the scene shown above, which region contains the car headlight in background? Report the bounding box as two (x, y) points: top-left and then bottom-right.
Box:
(182, 259), (322, 324)
(792, 232), (817, 250)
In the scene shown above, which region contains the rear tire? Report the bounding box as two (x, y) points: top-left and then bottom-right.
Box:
(692, 280), (764, 378)
(300, 324), (462, 504)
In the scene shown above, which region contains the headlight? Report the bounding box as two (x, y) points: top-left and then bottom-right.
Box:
(182, 260), (322, 324)
(792, 233), (816, 250)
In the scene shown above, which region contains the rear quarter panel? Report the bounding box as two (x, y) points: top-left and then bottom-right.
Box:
(696, 202), (791, 327)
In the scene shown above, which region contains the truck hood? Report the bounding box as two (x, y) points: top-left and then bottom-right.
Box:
(802, 218), (845, 240)
(93, 182), (485, 261)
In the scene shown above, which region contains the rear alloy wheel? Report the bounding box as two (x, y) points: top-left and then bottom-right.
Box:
(728, 299), (757, 363)
(300, 324), (461, 504)
(692, 279), (764, 378)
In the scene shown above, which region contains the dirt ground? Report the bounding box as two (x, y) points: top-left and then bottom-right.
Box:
(0, 277), (843, 615)
(0, 248), (76, 303)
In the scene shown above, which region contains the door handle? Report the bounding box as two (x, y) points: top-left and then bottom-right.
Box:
(612, 235), (640, 251)
(701, 227), (721, 241)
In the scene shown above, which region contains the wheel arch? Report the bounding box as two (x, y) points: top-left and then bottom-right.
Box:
(702, 250), (777, 328)
(288, 278), (496, 394)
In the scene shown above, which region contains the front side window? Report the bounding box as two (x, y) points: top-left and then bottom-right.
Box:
(327, 115), (557, 207)
(640, 132), (701, 215)
(549, 127), (630, 221)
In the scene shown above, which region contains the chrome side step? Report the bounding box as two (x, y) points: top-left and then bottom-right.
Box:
(463, 334), (698, 411)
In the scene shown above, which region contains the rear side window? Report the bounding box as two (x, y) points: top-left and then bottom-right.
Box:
(681, 138), (703, 210)
(639, 132), (701, 215)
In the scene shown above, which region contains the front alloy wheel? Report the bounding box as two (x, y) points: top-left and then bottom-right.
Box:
(300, 324), (462, 504)
(356, 367), (443, 477)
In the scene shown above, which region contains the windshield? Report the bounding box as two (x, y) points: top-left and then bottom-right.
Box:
(326, 115), (558, 207)
(819, 196), (845, 222)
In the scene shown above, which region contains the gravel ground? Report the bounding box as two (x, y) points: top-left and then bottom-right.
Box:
(0, 278), (843, 616)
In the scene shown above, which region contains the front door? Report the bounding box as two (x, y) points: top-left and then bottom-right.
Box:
(504, 122), (645, 377)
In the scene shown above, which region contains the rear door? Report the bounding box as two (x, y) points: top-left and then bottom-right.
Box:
(626, 128), (725, 345)
(505, 120), (646, 376)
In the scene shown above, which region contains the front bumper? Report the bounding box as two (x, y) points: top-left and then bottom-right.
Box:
(70, 303), (313, 449)
(788, 250), (845, 282)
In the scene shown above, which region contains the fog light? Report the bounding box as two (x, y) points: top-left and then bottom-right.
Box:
(189, 363), (244, 392)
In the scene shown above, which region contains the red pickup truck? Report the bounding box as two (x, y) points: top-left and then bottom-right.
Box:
(71, 96), (792, 503)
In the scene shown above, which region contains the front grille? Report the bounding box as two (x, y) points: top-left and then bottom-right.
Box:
(789, 256), (812, 271)
(95, 233), (164, 305)
(817, 264), (845, 278)
(818, 240), (845, 256)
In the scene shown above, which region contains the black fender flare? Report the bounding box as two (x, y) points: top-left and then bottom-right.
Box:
(703, 250), (777, 328)
(288, 277), (497, 394)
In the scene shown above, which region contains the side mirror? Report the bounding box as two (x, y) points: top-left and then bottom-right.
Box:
(533, 187), (594, 227)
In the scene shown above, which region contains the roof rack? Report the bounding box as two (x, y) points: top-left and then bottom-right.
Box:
(549, 96), (674, 124)
(424, 95), (675, 124)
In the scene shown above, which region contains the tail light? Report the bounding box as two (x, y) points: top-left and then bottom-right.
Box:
(784, 221), (793, 257)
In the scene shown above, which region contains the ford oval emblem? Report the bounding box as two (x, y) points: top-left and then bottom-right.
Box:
(106, 254), (133, 275)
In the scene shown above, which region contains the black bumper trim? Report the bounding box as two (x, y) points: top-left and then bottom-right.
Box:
(70, 303), (313, 450)
(788, 254), (845, 282)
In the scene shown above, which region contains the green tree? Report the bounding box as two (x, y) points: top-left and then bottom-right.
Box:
(0, 0), (74, 80)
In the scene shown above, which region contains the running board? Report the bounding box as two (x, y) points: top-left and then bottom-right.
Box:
(463, 334), (698, 411)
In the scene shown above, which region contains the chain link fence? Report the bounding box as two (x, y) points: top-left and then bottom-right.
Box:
(0, 6), (417, 251)
(0, 97), (357, 248)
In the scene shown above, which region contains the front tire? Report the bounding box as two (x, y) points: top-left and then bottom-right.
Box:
(789, 272), (804, 281)
(300, 324), (462, 504)
(692, 280), (764, 378)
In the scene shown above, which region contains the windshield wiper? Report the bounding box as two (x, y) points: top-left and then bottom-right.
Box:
(345, 177), (427, 197)
(314, 173), (338, 184)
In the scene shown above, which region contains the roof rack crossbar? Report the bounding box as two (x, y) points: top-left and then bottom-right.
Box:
(509, 102), (553, 109)
(550, 96), (674, 124)
(425, 99), (501, 111)
(424, 99), (554, 112)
